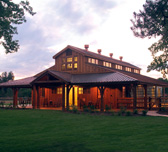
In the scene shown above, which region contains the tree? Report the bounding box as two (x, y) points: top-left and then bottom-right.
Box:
(0, 71), (14, 83)
(0, 0), (35, 53)
(131, 0), (168, 78)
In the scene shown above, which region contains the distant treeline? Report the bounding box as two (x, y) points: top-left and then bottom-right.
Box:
(0, 72), (31, 97)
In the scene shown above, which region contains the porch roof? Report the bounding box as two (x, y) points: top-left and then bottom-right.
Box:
(0, 77), (36, 88)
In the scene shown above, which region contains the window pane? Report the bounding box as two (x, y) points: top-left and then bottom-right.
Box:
(62, 58), (66, 62)
(79, 88), (83, 94)
(74, 63), (77, 69)
(92, 58), (95, 64)
(74, 57), (78, 62)
(67, 63), (72, 69)
(67, 58), (72, 62)
(62, 64), (66, 70)
(88, 58), (91, 63)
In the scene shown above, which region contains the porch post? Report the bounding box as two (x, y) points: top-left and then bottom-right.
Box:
(133, 84), (137, 109)
(163, 87), (165, 105)
(144, 85), (147, 110)
(62, 84), (65, 111)
(13, 88), (19, 108)
(31, 88), (33, 107)
(66, 85), (72, 110)
(98, 86), (105, 112)
(155, 86), (157, 104)
(33, 85), (38, 109)
(37, 86), (40, 108)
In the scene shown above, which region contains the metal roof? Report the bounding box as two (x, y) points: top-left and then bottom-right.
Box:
(0, 70), (167, 87)
(53, 45), (141, 70)
(0, 77), (36, 87)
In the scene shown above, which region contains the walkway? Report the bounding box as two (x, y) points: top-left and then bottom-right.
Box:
(147, 111), (168, 117)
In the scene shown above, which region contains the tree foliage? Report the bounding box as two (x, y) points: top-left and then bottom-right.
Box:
(0, 71), (14, 83)
(131, 0), (168, 78)
(0, 0), (35, 53)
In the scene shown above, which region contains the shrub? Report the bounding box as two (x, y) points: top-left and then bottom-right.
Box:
(83, 105), (89, 112)
(120, 106), (126, 115)
(160, 107), (166, 112)
(110, 110), (115, 116)
(105, 105), (111, 112)
(90, 105), (95, 113)
(72, 105), (78, 113)
(142, 110), (148, 116)
(126, 111), (132, 116)
(117, 111), (122, 116)
(0, 101), (4, 108)
(133, 109), (138, 115)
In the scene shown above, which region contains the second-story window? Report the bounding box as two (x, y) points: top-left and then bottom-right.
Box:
(126, 67), (131, 72)
(67, 57), (72, 62)
(116, 64), (122, 70)
(134, 69), (139, 74)
(74, 56), (78, 62)
(67, 63), (72, 70)
(103, 61), (111, 67)
(74, 63), (77, 69)
(62, 64), (66, 70)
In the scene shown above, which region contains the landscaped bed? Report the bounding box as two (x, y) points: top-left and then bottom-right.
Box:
(0, 109), (168, 152)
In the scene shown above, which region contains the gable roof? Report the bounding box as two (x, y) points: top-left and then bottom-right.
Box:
(53, 45), (141, 70)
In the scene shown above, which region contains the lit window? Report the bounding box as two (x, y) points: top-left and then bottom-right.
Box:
(74, 63), (77, 69)
(62, 58), (66, 63)
(96, 59), (98, 64)
(88, 58), (91, 63)
(92, 58), (95, 64)
(74, 57), (78, 62)
(57, 88), (62, 94)
(67, 57), (72, 62)
(79, 87), (83, 94)
(103, 61), (111, 67)
(134, 69), (139, 74)
(62, 64), (66, 70)
(116, 65), (122, 70)
(126, 67), (131, 72)
(67, 63), (72, 69)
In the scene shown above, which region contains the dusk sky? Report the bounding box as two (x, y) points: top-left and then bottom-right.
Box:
(0, 0), (162, 79)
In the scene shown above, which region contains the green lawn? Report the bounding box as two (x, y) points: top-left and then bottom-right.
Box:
(0, 109), (168, 152)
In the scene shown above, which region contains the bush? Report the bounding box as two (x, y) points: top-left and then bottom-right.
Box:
(72, 105), (78, 113)
(160, 107), (167, 112)
(117, 111), (122, 116)
(0, 101), (4, 108)
(105, 105), (111, 112)
(120, 106), (126, 115)
(126, 111), (132, 116)
(83, 105), (89, 112)
(89, 105), (95, 113)
(133, 109), (138, 115)
(142, 110), (148, 116)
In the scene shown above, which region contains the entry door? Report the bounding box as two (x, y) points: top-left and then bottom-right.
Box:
(68, 87), (78, 106)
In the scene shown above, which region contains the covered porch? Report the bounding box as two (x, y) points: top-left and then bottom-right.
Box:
(0, 70), (168, 111)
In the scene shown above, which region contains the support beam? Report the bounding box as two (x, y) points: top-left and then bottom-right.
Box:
(144, 85), (147, 110)
(98, 86), (105, 112)
(37, 86), (40, 108)
(62, 84), (65, 111)
(33, 85), (38, 109)
(13, 88), (19, 108)
(133, 84), (137, 110)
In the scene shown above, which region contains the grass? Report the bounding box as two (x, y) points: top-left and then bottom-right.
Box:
(0, 109), (168, 152)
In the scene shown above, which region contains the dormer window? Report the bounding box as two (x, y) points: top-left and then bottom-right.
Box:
(126, 67), (131, 72)
(134, 69), (139, 74)
(103, 61), (111, 67)
(116, 64), (122, 70)
(88, 58), (98, 64)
